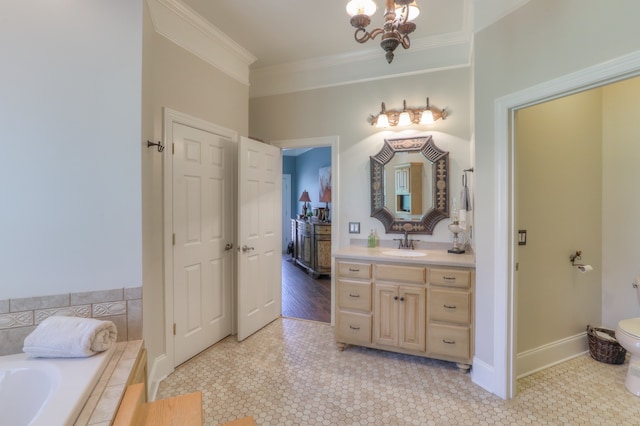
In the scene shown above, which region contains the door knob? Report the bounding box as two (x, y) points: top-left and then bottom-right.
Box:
(224, 243), (234, 251)
(242, 245), (255, 253)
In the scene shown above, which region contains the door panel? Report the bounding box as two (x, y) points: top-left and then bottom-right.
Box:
(237, 137), (282, 341)
(173, 123), (234, 365)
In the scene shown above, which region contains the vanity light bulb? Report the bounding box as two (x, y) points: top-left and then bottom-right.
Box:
(420, 109), (434, 124)
(376, 113), (390, 128)
(398, 111), (412, 126)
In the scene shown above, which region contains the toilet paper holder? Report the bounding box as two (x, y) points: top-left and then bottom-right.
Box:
(570, 250), (594, 272)
(569, 250), (584, 266)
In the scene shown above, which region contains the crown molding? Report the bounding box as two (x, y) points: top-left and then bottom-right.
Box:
(146, 0), (256, 86)
(250, 31), (472, 98)
(249, 0), (474, 98)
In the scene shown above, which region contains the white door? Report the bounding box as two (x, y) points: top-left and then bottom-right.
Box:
(172, 123), (234, 365)
(237, 137), (282, 341)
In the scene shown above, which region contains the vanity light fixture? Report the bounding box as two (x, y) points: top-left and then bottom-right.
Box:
(370, 98), (447, 128)
(346, 0), (421, 63)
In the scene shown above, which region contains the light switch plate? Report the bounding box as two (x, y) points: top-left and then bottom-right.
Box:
(518, 229), (527, 245)
(349, 222), (360, 234)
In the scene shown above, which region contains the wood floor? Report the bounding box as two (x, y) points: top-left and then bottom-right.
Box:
(281, 256), (331, 323)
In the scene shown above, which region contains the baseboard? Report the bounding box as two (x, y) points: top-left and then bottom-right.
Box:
(516, 332), (588, 378)
(470, 356), (496, 396)
(147, 353), (172, 401)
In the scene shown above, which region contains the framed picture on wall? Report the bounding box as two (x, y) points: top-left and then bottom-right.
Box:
(319, 166), (331, 204)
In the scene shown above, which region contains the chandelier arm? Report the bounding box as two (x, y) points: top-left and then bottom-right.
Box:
(399, 34), (411, 49)
(354, 27), (385, 43)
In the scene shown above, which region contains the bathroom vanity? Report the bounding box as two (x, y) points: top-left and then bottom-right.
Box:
(334, 247), (475, 372)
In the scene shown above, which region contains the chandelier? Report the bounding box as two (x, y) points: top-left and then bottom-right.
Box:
(346, 0), (420, 63)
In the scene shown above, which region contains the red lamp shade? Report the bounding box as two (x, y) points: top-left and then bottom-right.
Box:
(298, 190), (311, 202)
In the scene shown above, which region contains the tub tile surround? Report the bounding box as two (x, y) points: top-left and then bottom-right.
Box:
(0, 287), (142, 355)
(74, 340), (143, 426)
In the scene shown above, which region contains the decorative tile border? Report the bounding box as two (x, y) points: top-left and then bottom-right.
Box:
(93, 301), (127, 318)
(0, 287), (142, 356)
(0, 311), (33, 329)
(35, 305), (92, 324)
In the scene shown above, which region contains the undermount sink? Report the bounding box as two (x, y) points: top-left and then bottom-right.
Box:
(381, 250), (427, 257)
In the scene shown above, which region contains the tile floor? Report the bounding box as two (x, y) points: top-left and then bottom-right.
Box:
(157, 318), (640, 425)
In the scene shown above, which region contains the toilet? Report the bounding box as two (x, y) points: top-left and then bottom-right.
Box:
(616, 318), (640, 395)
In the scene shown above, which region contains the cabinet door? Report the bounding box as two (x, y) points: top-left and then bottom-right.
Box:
(374, 283), (398, 347)
(297, 232), (311, 266)
(314, 237), (331, 274)
(395, 168), (409, 193)
(398, 286), (426, 352)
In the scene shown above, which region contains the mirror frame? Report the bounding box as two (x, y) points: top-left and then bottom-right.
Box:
(370, 135), (449, 234)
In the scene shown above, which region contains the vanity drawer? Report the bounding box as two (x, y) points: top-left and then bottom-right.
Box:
(376, 264), (426, 284)
(428, 289), (471, 324)
(429, 268), (471, 288)
(428, 324), (470, 360)
(338, 280), (371, 312)
(338, 261), (372, 279)
(337, 311), (371, 344)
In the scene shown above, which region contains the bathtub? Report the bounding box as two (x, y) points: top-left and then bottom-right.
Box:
(0, 345), (115, 426)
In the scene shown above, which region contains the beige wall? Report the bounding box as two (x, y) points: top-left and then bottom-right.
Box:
(474, 0), (640, 386)
(141, 1), (249, 383)
(602, 77), (640, 327)
(250, 68), (473, 248)
(515, 89), (603, 354)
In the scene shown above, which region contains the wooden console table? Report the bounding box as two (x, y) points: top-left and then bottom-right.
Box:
(291, 219), (331, 278)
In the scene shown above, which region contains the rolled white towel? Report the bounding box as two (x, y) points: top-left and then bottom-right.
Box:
(23, 316), (117, 358)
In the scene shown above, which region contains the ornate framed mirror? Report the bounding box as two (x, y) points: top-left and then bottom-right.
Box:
(370, 136), (449, 234)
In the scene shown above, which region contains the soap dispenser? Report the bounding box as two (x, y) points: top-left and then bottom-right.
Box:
(368, 230), (376, 248)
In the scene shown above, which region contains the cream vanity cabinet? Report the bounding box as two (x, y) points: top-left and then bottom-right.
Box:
(335, 255), (474, 371)
(374, 264), (426, 352)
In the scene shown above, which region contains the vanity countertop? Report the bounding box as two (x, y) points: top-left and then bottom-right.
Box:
(333, 246), (475, 268)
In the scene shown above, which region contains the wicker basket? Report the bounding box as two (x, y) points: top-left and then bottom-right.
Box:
(586, 325), (626, 364)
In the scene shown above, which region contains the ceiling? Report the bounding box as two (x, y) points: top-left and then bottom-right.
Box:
(175, 0), (529, 96)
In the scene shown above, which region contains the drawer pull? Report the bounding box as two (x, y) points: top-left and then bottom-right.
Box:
(443, 304), (457, 309)
(393, 296), (399, 300)
(443, 276), (456, 281)
(349, 293), (360, 298)
(348, 268), (360, 272)
(442, 339), (456, 344)
(349, 325), (360, 330)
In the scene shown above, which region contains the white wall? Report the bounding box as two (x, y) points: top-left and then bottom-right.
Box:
(250, 68), (473, 248)
(602, 77), (640, 327)
(0, 0), (142, 299)
(474, 0), (640, 395)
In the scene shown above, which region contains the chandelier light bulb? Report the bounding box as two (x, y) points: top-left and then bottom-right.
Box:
(395, 1), (420, 21)
(346, 0), (377, 17)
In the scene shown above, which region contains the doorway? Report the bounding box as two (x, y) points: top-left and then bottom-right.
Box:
(493, 52), (640, 398)
(272, 136), (340, 324)
(281, 146), (332, 323)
